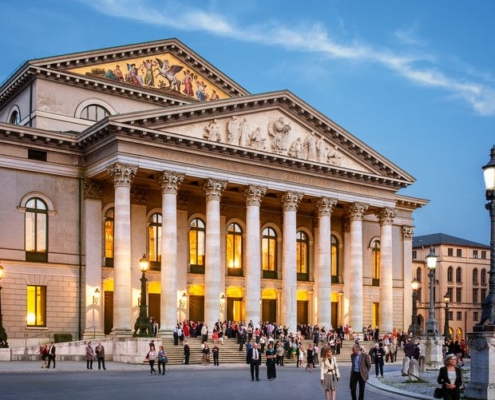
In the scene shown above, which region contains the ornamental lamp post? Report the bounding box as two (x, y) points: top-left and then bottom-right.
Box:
(425, 246), (438, 335)
(0, 264), (8, 348)
(408, 278), (421, 337)
(133, 254), (152, 337)
(443, 292), (451, 339)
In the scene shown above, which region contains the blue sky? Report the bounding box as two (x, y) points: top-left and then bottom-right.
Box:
(1, 0), (493, 245)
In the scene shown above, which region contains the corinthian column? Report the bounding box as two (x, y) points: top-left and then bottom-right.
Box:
(402, 226), (414, 333)
(244, 185), (267, 326)
(282, 192), (303, 334)
(346, 202), (369, 333)
(377, 208), (396, 334)
(203, 179), (227, 331)
(316, 197), (337, 330)
(108, 163), (137, 336)
(158, 171), (184, 337)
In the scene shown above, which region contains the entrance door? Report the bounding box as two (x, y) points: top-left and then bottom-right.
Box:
(149, 293), (161, 326)
(104, 291), (113, 335)
(262, 299), (276, 323)
(189, 295), (204, 322)
(227, 297), (244, 322)
(297, 300), (308, 325)
(331, 302), (338, 329)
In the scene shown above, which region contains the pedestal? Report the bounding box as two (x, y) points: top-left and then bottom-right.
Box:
(421, 334), (444, 370)
(465, 327), (495, 400)
(0, 348), (10, 361)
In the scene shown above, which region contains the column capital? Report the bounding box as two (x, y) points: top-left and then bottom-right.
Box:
(316, 197), (338, 216)
(244, 185), (267, 206)
(346, 202), (369, 221)
(83, 179), (102, 200)
(281, 192), (303, 212)
(159, 171), (184, 194)
(402, 226), (415, 240)
(377, 207), (396, 225)
(203, 179), (227, 201)
(107, 163), (137, 188)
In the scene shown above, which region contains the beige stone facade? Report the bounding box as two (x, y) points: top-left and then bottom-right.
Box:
(0, 39), (427, 344)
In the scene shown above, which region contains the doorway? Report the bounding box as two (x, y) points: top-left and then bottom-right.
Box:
(227, 297), (244, 322)
(149, 293), (161, 326)
(297, 300), (308, 325)
(189, 295), (204, 322)
(262, 299), (276, 323)
(104, 291), (113, 335)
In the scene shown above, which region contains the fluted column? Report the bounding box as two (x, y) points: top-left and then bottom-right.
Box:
(203, 179), (227, 330)
(346, 202), (368, 333)
(244, 185), (266, 327)
(282, 192), (303, 334)
(158, 171), (184, 336)
(377, 208), (396, 334)
(82, 180), (104, 339)
(108, 163), (137, 336)
(316, 197), (337, 330)
(402, 226), (414, 333)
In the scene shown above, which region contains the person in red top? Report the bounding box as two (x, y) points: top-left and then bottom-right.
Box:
(183, 321), (190, 338)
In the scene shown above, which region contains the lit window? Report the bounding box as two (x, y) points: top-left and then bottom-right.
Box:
(80, 105), (110, 122)
(25, 198), (48, 262)
(331, 235), (339, 277)
(148, 213), (162, 264)
(26, 285), (46, 326)
(371, 240), (380, 280)
(296, 231), (309, 277)
(226, 223), (243, 273)
(189, 218), (205, 273)
(262, 227), (277, 272)
(104, 208), (114, 267)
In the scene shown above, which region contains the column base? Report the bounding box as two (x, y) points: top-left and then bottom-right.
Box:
(82, 329), (106, 340)
(465, 329), (495, 400)
(109, 328), (133, 337)
(420, 334), (444, 370)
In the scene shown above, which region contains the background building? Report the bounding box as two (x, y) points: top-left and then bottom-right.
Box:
(412, 233), (490, 341)
(0, 39), (426, 345)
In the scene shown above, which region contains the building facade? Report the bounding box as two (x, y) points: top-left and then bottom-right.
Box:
(0, 39), (427, 344)
(412, 233), (490, 341)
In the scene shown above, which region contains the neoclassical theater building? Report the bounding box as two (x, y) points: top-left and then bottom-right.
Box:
(0, 39), (427, 342)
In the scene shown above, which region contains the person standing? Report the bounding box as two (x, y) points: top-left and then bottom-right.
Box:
(47, 343), (56, 369)
(202, 343), (210, 366)
(370, 342), (385, 378)
(306, 343), (315, 373)
(148, 344), (157, 375)
(85, 341), (94, 370)
(247, 343), (262, 381)
(212, 344), (220, 366)
(437, 354), (463, 400)
(95, 342), (106, 370)
(350, 344), (371, 400)
(157, 346), (167, 375)
(183, 340), (190, 364)
(266, 342), (277, 381)
(321, 347), (340, 400)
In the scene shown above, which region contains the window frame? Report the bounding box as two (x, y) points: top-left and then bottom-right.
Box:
(25, 197), (48, 262)
(104, 208), (114, 267)
(26, 285), (46, 327)
(296, 231), (309, 281)
(189, 218), (206, 274)
(148, 213), (162, 270)
(262, 227), (277, 279)
(226, 222), (243, 276)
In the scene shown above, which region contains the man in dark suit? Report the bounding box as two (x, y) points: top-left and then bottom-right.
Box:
(246, 343), (262, 381)
(183, 341), (190, 365)
(350, 344), (371, 400)
(47, 342), (56, 369)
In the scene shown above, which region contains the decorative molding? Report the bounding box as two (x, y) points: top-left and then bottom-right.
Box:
(377, 208), (396, 225)
(345, 202), (369, 221)
(130, 186), (148, 204)
(281, 192), (303, 212)
(83, 180), (102, 200)
(316, 197), (338, 217)
(402, 226), (414, 240)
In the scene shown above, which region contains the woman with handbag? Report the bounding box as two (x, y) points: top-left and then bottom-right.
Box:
(320, 347), (340, 400)
(157, 346), (167, 375)
(437, 353), (463, 400)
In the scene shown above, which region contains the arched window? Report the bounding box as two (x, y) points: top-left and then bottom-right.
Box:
(416, 267), (422, 282)
(456, 267), (462, 283)
(104, 208), (114, 267)
(473, 268), (479, 286)
(189, 218), (205, 274)
(296, 231), (309, 280)
(262, 227), (277, 278)
(481, 268), (487, 285)
(25, 198), (48, 262)
(447, 266), (454, 282)
(148, 213), (162, 269)
(80, 104), (110, 122)
(9, 109), (20, 125)
(331, 235), (339, 280)
(371, 239), (380, 284)
(226, 223), (243, 276)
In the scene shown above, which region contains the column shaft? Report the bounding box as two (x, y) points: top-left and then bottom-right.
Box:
(378, 208), (396, 333)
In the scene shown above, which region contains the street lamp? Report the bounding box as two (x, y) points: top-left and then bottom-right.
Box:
(478, 145), (495, 326)
(425, 246), (438, 335)
(443, 292), (451, 339)
(92, 288), (100, 339)
(0, 264), (8, 348)
(409, 278), (421, 337)
(133, 254), (152, 337)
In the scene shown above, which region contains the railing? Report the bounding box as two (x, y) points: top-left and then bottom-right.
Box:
(23, 330), (51, 348)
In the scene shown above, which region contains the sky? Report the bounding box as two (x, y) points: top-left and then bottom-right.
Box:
(0, 0), (493, 245)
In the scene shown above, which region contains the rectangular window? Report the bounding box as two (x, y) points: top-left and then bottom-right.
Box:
(456, 249), (462, 257)
(28, 149), (47, 162)
(473, 312), (479, 321)
(447, 248), (453, 257)
(456, 287), (462, 303)
(26, 285), (46, 326)
(481, 288), (487, 301)
(456, 311), (462, 321)
(448, 311), (453, 321)
(473, 250), (478, 258)
(473, 288), (479, 304)
(481, 251), (487, 259)
(412, 250), (417, 260)
(447, 287), (454, 301)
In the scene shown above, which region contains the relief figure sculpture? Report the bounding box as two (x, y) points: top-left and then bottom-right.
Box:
(239, 118), (250, 147)
(227, 116), (240, 145)
(268, 116), (291, 154)
(204, 119), (222, 142)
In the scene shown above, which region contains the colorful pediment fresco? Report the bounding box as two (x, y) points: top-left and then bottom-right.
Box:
(67, 52), (230, 102)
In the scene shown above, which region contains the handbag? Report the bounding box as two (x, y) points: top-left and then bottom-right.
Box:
(433, 387), (443, 399)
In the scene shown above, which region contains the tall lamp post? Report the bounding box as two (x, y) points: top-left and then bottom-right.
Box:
(133, 254), (152, 337)
(0, 264), (8, 348)
(443, 292), (450, 339)
(408, 278), (421, 337)
(425, 246), (438, 335)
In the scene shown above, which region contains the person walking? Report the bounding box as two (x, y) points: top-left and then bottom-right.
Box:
(202, 343), (210, 366)
(247, 343), (262, 381)
(148, 344), (157, 375)
(306, 343), (315, 373)
(95, 342), (106, 370)
(437, 353), (463, 400)
(320, 347), (340, 400)
(85, 341), (94, 370)
(265, 342), (277, 381)
(157, 346), (167, 375)
(350, 344), (371, 400)
(47, 342), (56, 369)
(212, 344), (220, 366)
(183, 340), (190, 364)
(40, 344), (48, 368)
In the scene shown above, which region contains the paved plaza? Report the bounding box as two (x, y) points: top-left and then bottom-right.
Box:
(0, 361), (431, 400)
